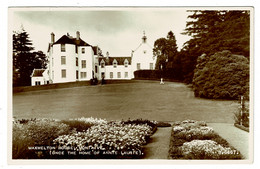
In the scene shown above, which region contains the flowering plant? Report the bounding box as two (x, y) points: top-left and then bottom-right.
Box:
(169, 119), (242, 159)
(53, 122), (152, 154)
(181, 140), (241, 159)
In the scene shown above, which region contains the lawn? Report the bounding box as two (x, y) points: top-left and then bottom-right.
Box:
(13, 80), (239, 123)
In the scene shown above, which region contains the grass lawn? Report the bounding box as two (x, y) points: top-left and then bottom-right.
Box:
(13, 80), (239, 123)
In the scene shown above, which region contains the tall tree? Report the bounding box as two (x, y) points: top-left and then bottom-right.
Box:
(153, 31), (178, 69)
(180, 10), (250, 83)
(13, 28), (47, 86)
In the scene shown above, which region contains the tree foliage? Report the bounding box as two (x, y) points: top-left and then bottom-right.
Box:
(153, 31), (178, 70)
(193, 50), (249, 100)
(180, 10), (250, 83)
(13, 28), (47, 86)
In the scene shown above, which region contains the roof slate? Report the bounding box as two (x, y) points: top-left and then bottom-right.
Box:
(98, 57), (131, 65)
(31, 69), (45, 77)
(53, 35), (91, 46)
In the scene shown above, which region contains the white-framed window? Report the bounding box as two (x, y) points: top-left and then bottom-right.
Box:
(76, 57), (78, 66)
(110, 72), (113, 79)
(117, 72), (121, 78)
(82, 48), (85, 54)
(95, 65), (98, 73)
(113, 59), (117, 68)
(35, 81), (41, 86)
(61, 56), (66, 65)
(82, 60), (86, 68)
(76, 70), (79, 79)
(150, 63), (153, 70)
(61, 69), (66, 78)
(124, 59), (129, 67)
(81, 72), (87, 79)
(125, 72), (128, 78)
(61, 44), (65, 52)
(137, 63), (141, 70)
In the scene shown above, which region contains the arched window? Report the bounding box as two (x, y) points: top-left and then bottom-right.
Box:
(113, 59), (118, 68)
(124, 59), (129, 67)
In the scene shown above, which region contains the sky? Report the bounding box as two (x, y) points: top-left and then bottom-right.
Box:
(10, 8), (191, 56)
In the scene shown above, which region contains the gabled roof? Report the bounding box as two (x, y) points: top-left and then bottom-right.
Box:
(53, 35), (91, 47)
(98, 57), (131, 65)
(31, 69), (45, 77)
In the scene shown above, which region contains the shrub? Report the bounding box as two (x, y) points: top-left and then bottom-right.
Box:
(168, 120), (242, 159)
(181, 140), (241, 159)
(121, 119), (157, 134)
(53, 122), (154, 159)
(61, 120), (93, 132)
(12, 119), (71, 159)
(193, 50), (249, 100)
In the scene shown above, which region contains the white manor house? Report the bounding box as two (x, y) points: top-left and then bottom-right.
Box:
(31, 31), (157, 86)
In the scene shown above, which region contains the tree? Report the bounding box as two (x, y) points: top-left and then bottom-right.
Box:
(153, 31), (178, 69)
(180, 10), (250, 83)
(193, 50), (249, 100)
(13, 28), (47, 86)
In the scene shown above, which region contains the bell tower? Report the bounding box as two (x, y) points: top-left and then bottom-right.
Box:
(142, 31), (147, 43)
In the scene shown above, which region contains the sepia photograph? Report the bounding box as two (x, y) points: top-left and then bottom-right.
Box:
(8, 6), (253, 164)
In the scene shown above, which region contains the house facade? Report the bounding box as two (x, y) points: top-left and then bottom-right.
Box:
(31, 31), (156, 85)
(31, 69), (50, 86)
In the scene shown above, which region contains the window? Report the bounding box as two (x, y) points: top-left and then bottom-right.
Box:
(81, 72), (87, 79)
(117, 72), (121, 78)
(61, 69), (66, 78)
(113, 59), (117, 68)
(137, 63), (141, 70)
(95, 66), (98, 73)
(82, 60), (86, 68)
(125, 72), (128, 78)
(110, 72), (113, 79)
(61, 44), (65, 52)
(61, 56), (66, 65)
(35, 81), (41, 86)
(76, 57), (78, 66)
(75, 46), (78, 53)
(82, 48), (85, 54)
(124, 59), (129, 67)
(150, 63), (153, 70)
(101, 72), (105, 78)
(101, 62), (105, 68)
(76, 70), (79, 79)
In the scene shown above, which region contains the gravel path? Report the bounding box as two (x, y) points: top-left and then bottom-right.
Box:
(143, 127), (172, 159)
(208, 123), (250, 159)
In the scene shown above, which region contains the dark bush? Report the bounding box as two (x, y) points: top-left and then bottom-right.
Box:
(193, 50), (249, 100)
(61, 120), (93, 132)
(134, 69), (183, 81)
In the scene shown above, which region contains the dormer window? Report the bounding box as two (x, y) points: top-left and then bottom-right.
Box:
(101, 59), (105, 68)
(124, 59), (129, 67)
(113, 59), (117, 68)
(61, 44), (65, 52)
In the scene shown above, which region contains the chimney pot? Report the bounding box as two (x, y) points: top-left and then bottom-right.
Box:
(51, 32), (55, 43)
(76, 31), (80, 40)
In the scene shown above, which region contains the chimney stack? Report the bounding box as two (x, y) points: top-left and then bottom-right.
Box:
(51, 32), (55, 43)
(76, 31), (80, 40)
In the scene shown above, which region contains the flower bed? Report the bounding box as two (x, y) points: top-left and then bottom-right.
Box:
(12, 117), (156, 159)
(168, 120), (242, 159)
